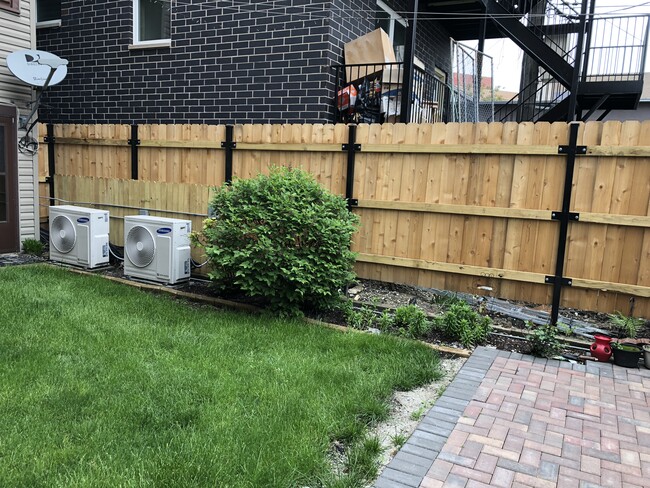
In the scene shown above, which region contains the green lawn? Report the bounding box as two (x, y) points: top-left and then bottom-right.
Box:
(0, 265), (440, 487)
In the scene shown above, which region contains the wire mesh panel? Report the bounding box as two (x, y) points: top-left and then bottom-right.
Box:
(450, 40), (494, 123)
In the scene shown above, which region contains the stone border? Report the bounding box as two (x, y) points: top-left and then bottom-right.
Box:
(374, 347), (501, 487)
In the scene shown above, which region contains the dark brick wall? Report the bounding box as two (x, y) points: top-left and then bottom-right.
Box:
(38, 0), (451, 124)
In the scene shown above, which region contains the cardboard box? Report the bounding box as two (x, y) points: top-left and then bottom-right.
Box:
(337, 84), (358, 111)
(344, 28), (397, 82)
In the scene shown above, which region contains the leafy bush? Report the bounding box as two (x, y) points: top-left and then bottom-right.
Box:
(435, 302), (491, 348)
(392, 305), (431, 338)
(526, 322), (562, 358)
(608, 311), (645, 339)
(22, 238), (44, 256)
(193, 168), (359, 316)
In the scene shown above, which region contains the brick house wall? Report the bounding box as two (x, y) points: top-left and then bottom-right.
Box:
(37, 0), (451, 125)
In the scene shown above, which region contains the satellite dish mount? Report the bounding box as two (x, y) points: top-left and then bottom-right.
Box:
(6, 50), (69, 132)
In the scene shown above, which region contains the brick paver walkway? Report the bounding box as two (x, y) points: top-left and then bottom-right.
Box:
(375, 347), (650, 488)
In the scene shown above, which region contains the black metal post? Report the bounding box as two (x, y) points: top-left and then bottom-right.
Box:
(343, 124), (359, 209)
(128, 124), (139, 180)
(580, 0), (597, 84)
(567, 0), (589, 121)
(222, 125), (235, 184)
(549, 123), (582, 325)
(400, 0), (418, 123)
(45, 123), (56, 206)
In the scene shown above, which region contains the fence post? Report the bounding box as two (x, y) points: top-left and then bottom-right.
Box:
(222, 125), (235, 184)
(547, 122), (586, 324)
(342, 124), (360, 209)
(44, 123), (56, 206)
(128, 124), (140, 180)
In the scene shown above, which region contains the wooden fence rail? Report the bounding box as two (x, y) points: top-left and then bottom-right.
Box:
(38, 121), (650, 318)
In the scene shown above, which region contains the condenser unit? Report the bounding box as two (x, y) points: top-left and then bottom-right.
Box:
(49, 205), (110, 269)
(123, 216), (191, 285)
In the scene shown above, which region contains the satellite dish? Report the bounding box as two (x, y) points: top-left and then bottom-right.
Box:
(6, 50), (68, 87)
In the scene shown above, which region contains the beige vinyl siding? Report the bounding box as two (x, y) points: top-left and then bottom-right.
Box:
(0, 0), (38, 245)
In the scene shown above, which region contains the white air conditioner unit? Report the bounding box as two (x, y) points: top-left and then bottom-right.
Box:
(123, 215), (191, 285)
(49, 205), (110, 269)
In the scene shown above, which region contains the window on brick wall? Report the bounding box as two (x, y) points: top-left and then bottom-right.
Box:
(36, 0), (61, 26)
(134, 0), (171, 45)
(376, 0), (407, 59)
(0, 0), (20, 15)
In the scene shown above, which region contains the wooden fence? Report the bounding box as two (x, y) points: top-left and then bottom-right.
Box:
(38, 121), (650, 318)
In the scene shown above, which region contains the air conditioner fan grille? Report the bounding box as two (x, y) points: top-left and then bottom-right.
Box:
(51, 215), (76, 253)
(126, 225), (156, 268)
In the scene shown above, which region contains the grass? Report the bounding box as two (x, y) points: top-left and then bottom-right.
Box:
(0, 265), (441, 487)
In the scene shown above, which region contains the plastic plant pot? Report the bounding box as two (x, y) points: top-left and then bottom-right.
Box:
(643, 345), (650, 370)
(590, 334), (612, 362)
(612, 343), (642, 368)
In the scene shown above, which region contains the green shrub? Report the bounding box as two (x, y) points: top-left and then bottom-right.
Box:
(392, 305), (431, 338)
(608, 311), (645, 339)
(526, 322), (563, 358)
(193, 167), (359, 316)
(435, 302), (491, 348)
(22, 238), (44, 256)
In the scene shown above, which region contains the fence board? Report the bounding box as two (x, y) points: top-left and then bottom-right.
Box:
(38, 122), (650, 317)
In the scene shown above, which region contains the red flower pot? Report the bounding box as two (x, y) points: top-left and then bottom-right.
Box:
(590, 334), (613, 362)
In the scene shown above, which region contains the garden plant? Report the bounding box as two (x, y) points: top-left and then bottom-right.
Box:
(193, 167), (359, 316)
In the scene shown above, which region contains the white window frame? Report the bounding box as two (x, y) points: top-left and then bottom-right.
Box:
(376, 0), (407, 45)
(132, 0), (172, 47)
(35, 0), (61, 28)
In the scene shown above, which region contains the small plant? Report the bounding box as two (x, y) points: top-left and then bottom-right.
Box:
(435, 302), (491, 348)
(526, 322), (562, 358)
(432, 293), (464, 309)
(393, 305), (431, 338)
(378, 311), (392, 332)
(22, 238), (44, 256)
(359, 305), (377, 329)
(345, 309), (365, 330)
(556, 322), (574, 337)
(342, 302), (377, 330)
(342, 435), (384, 485)
(409, 405), (427, 421)
(608, 311), (645, 339)
(611, 342), (641, 352)
(390, 433), (408, 449)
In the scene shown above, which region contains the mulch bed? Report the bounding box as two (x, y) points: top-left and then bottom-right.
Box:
(8, 252), (649, 359)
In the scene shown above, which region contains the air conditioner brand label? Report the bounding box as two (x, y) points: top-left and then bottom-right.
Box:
(77, 217), (90, 223)
(102, 243), (108, 258)
(156, 227), (172, 234)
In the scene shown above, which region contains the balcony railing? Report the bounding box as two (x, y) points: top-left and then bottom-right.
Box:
(331, 62), (450, 124)
(582, 15), (650, 83)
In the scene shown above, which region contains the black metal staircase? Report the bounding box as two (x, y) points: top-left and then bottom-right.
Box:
(426, 0), (650, 122)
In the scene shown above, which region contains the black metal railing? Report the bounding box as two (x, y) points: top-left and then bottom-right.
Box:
(493, 12), (649, 123)
(581, 15), (650, 83)
(491, 68), (568, 122)
(332, 62), (450, 124)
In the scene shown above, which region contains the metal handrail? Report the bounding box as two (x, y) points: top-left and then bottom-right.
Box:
(492, 72), (568, 122)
